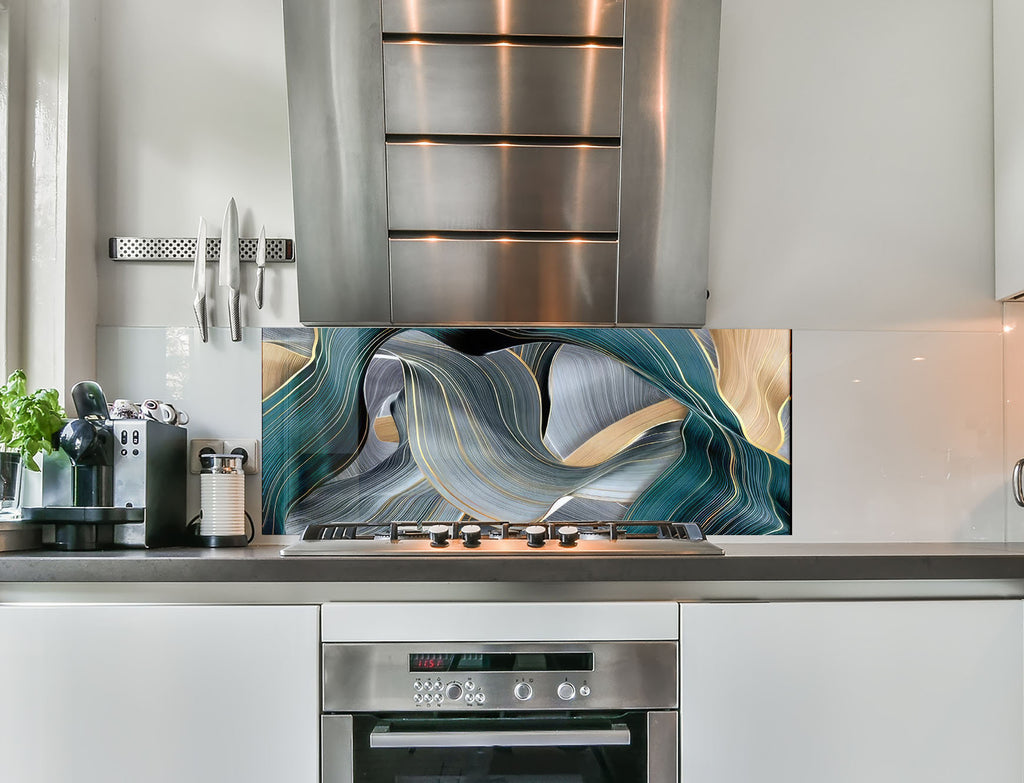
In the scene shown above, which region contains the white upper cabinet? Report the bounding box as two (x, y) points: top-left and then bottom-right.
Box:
(996, 0), (1024, 300)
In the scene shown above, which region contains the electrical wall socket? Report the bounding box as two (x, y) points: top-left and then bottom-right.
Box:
(223, 438), (261, 475)
(189, 439), (224, 474)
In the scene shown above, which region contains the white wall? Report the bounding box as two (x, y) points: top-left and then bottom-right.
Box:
(96, 0), (296, 329)
(91, 0), (1005, 542)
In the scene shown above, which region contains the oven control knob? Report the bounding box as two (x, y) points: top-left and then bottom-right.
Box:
(461, 524), (482, 548)
(556, 525), (579, 547)
(579, 685), (591, 697)
(557, 682), (576, 701)
(525, 525), (547, 548)
(514, 682), (533, 701)
(427, 524), (450, 547)
(445, 682), (463, 701)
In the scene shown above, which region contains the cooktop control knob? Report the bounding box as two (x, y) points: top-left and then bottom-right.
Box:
(514, 682), (533, 701)
(556, 525), (579, 547)
(524, 525), (547, 548)
(557, 682), (576, 701)
(461, 524), (482, 548)
(427, 524), (450, 547)
(445, 682), (463, 701)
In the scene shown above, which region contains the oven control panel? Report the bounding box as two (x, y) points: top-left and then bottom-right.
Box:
(412, 677), (495, 707)
(409, 674), (591, 708)
(323, 641), (678, 713)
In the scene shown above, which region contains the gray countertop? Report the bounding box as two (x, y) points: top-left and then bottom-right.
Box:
(2, 542), (1024, 594)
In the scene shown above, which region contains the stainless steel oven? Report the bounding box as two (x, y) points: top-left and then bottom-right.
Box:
(321, 641), (678, 783)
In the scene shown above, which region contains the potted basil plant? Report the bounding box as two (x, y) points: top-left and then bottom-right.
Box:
(0, 370), (65, 514)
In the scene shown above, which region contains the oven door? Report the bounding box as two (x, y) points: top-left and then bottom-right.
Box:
(323, 711), (677, 783)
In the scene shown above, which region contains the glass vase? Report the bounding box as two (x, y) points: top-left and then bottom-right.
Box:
(0, 451), (23, 518)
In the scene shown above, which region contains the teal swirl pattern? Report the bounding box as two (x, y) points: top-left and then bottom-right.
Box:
(262, 328), (791, 535)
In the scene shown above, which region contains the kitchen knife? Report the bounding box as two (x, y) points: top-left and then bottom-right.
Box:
(219, 197), (241, 342)
(192, 216), (209, 342)
(254, 224), (266, 310)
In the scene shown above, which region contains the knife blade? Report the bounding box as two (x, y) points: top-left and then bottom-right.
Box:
(254, 224), (266, 310)
(219, 197), (241, 342)
(192, 216), (209, 342)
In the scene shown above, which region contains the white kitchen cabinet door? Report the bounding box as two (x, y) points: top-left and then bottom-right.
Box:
(680, 601), (1023, 783)
(996, 0), (1024, 300)
(0, 604), (319, 783)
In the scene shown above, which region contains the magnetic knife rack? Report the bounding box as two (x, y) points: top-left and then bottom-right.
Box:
(108, 237), (295, 263)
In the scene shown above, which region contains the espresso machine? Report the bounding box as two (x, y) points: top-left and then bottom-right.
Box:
(22, 381), (187, 550)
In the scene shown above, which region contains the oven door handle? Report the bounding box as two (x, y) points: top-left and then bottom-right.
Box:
(369, 723), (632, 749)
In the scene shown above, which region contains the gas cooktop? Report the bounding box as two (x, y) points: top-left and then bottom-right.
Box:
(280, 520), (724, 556)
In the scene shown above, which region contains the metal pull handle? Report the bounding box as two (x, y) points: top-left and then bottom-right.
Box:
(369, 724), (631, 749)
(1014, 459), (1024, 507)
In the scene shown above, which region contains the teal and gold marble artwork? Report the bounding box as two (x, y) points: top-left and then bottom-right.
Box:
(261, 328), (791, 535)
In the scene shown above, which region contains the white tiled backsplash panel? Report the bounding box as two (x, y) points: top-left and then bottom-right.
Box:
(96, 327), (266, 538)
(1003, 302), (1024, 541)
(98, 327), (1005, 543)
(789, 331), (1003, 542)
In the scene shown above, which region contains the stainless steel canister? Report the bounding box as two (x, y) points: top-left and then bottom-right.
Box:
(198, 453), (247, 547)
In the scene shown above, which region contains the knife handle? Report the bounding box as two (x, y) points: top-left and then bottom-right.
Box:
(229, 289), (241, 342)
(193, 294), (209, 343)
(255, 267), (265, 310)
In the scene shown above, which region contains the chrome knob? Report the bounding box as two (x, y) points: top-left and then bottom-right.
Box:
(445, 682), (464, 701)
(524, 525), (547, 548)
(556, 682), (576, 701)
(461, 524), (482, 548)
(427, 524), (450, 547)
(556, 525), (579, 547)
(514, 682), (533, 701)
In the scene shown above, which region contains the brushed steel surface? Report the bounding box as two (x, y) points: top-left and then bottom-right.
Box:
(323, 641), (678, 712)
(381, 0), (625, 37)
(386, 143), (620, 231)
(384, 42), (622, 137)
(322, 715), (354, 783)
(369, 724), (631, 748)
(283, 536), (722, 556)
(284, 0), (392, 325)
(389, 238), (617, 324)
(647, 712), (678, 783)
(111, 420), (187, 548)
(617, 0), (721, 325)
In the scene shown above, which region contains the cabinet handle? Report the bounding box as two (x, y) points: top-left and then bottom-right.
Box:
(1013, 458), (1024, 507)
(369, 724), (630, 749)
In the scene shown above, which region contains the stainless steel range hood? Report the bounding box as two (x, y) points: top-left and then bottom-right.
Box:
(283, 0), (721, 326)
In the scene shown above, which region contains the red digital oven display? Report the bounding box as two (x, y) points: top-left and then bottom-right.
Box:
(410, 654), (456, 672)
